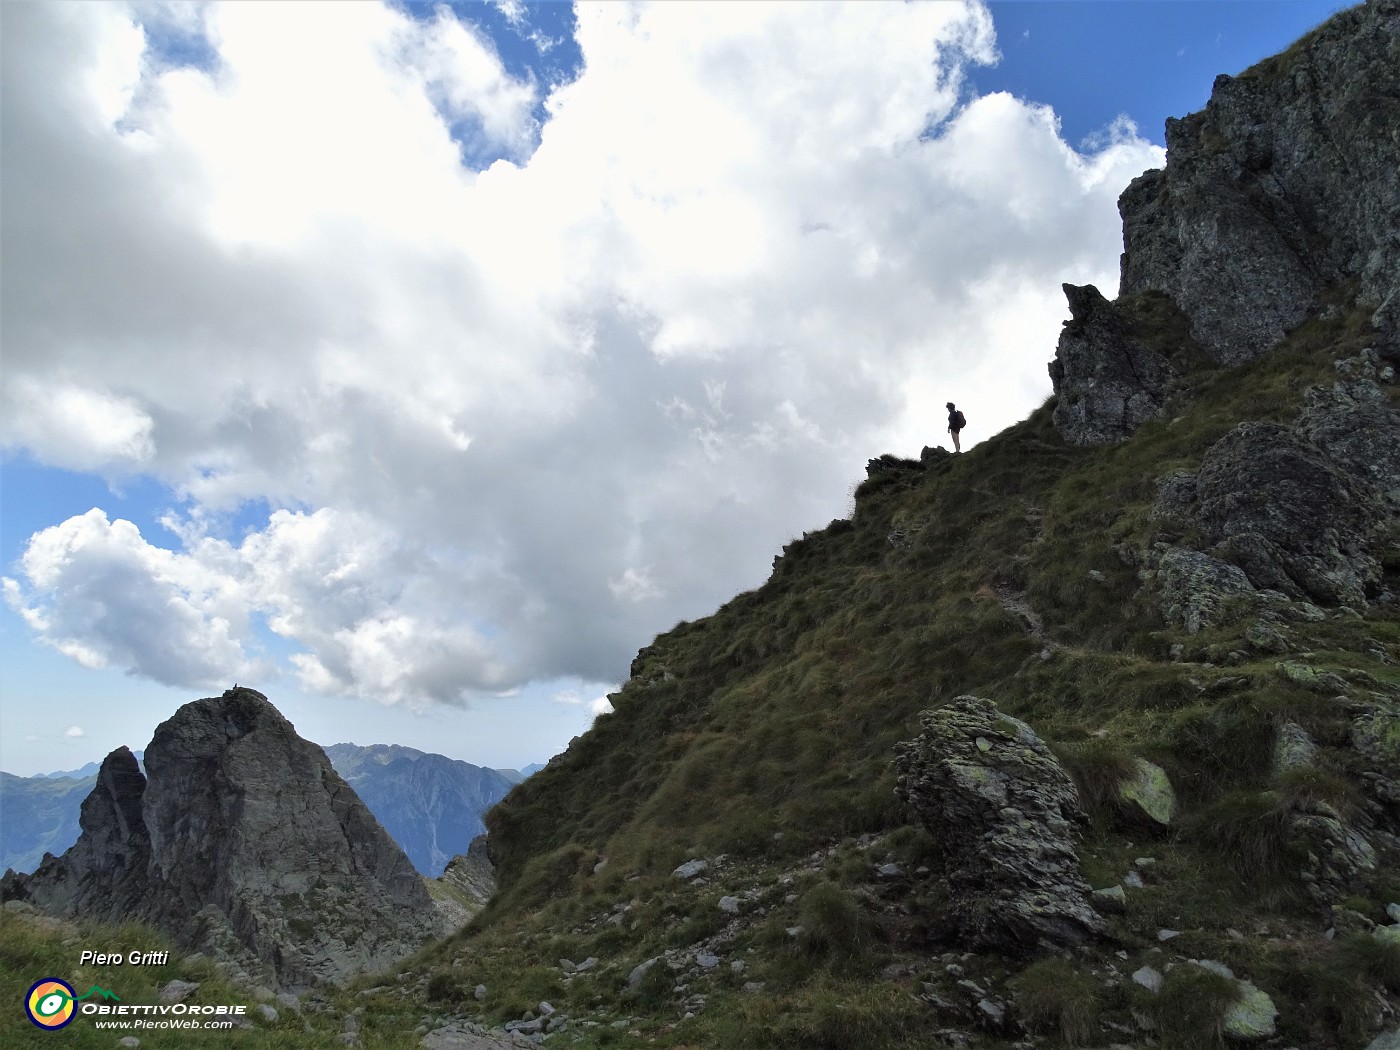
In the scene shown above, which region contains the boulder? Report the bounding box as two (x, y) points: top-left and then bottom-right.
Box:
(672, 859), (708, 880)
(1116, 758), (1177, 825)
(1146, 545), (1257, 635)
(1272, 721), (1318, 773)
(894, 696), (1108, 950)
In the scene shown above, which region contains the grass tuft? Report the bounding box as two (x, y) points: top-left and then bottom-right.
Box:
(1012, 957), (1103, 1045)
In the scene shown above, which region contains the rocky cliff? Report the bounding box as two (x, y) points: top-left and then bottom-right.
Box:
(1052, 0), (1399, 445)
(1, 687), (443, 990)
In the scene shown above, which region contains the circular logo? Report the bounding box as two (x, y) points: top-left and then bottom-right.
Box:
(26, 978), (77, 1030)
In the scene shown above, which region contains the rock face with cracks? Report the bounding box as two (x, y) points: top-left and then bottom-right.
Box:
(1050, 0), (1400, 446)
(1118, 0), (1400, 364)
(1, 688), (443, 989)
(893, 696), (1108, 951)
(1139, 348), (1400, 624)
(1047, 284), (1180, 446)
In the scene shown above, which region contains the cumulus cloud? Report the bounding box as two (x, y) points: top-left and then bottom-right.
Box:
(0, 1), (1163, 707)
(65, 726), (86, 738)
(4, 380), (154, 471)
(3, 509), (257, 688)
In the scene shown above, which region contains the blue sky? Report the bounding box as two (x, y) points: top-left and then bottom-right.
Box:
(0, 0), (1354, 776)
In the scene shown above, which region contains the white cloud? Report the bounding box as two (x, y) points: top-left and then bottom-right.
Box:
(490, 0), (528, 29)
(3, 509), (257, 688)
(0, 1), (1164, 708)
(65, 725), (86, 738)
(3, 380), (154, 471)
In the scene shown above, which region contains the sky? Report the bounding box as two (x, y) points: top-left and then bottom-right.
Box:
(0, 0), (1354, 777)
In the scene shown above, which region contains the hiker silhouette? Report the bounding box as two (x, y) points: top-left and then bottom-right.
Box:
(946, 402), (965, 453)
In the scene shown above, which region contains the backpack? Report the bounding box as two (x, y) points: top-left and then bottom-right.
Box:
(953, 410), (966, 430)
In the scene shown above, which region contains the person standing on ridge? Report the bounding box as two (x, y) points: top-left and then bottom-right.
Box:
(946, 402), (965, 453)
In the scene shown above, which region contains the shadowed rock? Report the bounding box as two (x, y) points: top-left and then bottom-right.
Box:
(894, 696), (1108, 951)
(1051, 0), (1400, 446)
(1048, 284), (1178, 446)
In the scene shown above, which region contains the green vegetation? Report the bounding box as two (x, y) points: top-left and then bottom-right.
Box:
(1012, 958), (1103, 1045)
(0, 910), (425, 1049)
(445, 308), (1397, 1047)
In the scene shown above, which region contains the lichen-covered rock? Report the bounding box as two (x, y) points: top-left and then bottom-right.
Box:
(1290, 802), (1377, 906)
(1273, 722), (1319, 773)
(1117, 758), (1177, 825)
(1146, 545), (1257, 634)
(1353, 702), (1400, 832)
(1152, 472), (1199, 520)
(1, 688), (442, 989)
(893, 696), (1107, 950)
(1222, 979), (1279, 1040)
(1047, 284), (1178, 446)
(1296, 367), (1400, 511)
(1118, 0), (1400, 364)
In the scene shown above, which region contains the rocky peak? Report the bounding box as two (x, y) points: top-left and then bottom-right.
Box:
(1, 687), (444, 989)
(1120, 0), (1399, 365)
(1051, 0), (1399, 445)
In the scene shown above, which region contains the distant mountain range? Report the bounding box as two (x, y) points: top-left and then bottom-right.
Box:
(1, 744), (536, 878)
(322, 743), (523, 876)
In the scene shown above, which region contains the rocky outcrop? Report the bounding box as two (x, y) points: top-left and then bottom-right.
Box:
(1144, 544), (1259, 635)
(1142, 349), (1399, 622)
(1353, 702), (1400, 835)
(1118, 0), (1400, 364)
(0, 688), (443, 989)
(893, 696), (1108, 950)
(1048, 285), (1179, 446)
(0, 769), (97, 876)
(0, 748), (151, 921)
(429, 836), (497, 930)
(1296, 351), (1400, 510)
(1051, 0), (1400, 445)
(1192, 422), (1383, 606)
